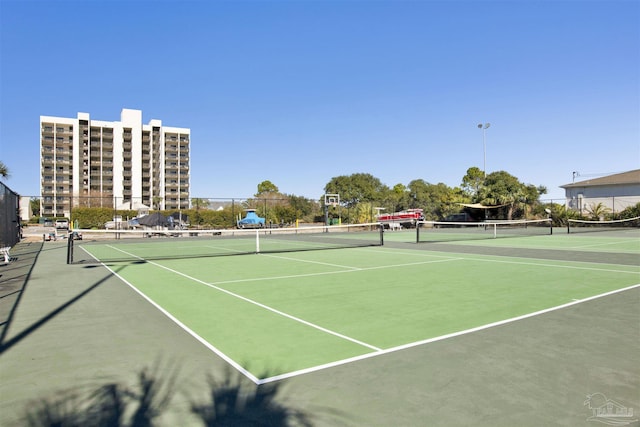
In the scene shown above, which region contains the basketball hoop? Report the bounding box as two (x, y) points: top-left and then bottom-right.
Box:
(324, 193), (340, 208)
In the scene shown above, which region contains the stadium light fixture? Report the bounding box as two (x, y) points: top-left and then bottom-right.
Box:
(477, 123), (490, 176)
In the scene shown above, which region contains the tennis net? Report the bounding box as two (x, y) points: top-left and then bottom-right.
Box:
(416, 219), (553, 243)
(567, 216), (640, 234)
(67, 223), (384, 264)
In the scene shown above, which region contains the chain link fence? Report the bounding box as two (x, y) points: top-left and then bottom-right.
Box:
(26, 195), (325, 230)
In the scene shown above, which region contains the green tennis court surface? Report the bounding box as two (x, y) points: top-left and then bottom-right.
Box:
(77, 229), (640, 384)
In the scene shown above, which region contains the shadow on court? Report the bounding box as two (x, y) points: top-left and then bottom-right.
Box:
(0, 240), (44, 348)
(0, 259), (125, 356)
(22, 364), (314, 427)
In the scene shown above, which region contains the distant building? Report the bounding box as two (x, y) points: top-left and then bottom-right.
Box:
(561, 169), (640, 215)
(19, 196), (31, 222)
(40, 109), (190, 218)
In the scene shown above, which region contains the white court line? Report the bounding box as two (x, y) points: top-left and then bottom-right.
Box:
(88, 244), (639, 385)
(79, 246), (261, 383)
(260, 253), (362, 270)
(568, 239), (640, 250)
(356, 246), (640, 275)
(104, 245), (383, 354)
(207, 257), (463, 286)
(257, 283), (640, 384)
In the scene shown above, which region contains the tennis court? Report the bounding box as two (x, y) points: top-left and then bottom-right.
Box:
(71, 223), (640, 385)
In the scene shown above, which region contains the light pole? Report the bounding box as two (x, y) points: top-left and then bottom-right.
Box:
(477, 123), (490, 176)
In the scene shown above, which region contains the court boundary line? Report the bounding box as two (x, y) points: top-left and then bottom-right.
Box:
(82, 244), (639, 385)
(257, 283), (640, 384)
(102, 245), (384, 353)
(79, 246), (262, 384)
(357, 247), (640, 275)
(206, 256), (464, 286)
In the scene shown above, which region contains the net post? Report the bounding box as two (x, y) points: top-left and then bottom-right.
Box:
(379, 223), (384, 246)
(416, 222), (420, 243)
(66, 234), (74, 264)
(255, 229), (260, 254)
(492, 223), (497, 238)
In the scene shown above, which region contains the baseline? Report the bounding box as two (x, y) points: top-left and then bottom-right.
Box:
(258, 283), (640, 384)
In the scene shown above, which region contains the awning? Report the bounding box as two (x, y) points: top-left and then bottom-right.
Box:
(459, 203), (508, 209)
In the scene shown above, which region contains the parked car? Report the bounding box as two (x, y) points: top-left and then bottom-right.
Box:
(55, 219), (69, 229)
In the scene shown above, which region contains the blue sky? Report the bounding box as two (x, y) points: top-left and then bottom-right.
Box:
(1, 0), (638, 202)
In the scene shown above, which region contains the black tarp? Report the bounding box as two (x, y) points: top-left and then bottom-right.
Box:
(137, 212), (168, 227)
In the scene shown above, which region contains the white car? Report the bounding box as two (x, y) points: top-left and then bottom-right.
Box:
(55, 219), (69, 229)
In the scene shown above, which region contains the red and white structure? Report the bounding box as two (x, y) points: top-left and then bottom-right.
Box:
(376, 209), (424, 229)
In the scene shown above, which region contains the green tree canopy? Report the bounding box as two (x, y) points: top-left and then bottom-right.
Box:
(191, 198), (210, 210)
(388, 183), (410, 211)
(324, 173), (389, 208)
(0, 160), (9, 179)
(256, 180), (279, 195)
(477, 170), (545, 219)
(408, 180), (469, 220)
(461, 166), (484, 197)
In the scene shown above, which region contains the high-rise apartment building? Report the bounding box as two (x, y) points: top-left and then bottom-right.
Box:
(40, 108), (190, 218)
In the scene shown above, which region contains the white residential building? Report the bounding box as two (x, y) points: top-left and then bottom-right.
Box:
(40, 109), (190, 217)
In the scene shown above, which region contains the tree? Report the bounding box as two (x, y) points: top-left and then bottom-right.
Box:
(619, 202), (640, 219)
(287, 195), (321, 222)
(586, 202), (611, 220)
(191, 198), (210, 210)
(324, 173), (389, 208)
(0, 160), (9, 179)
(30, 197), (41, 218)
(152, 196), (163, 210)
(256, 180), (279, 195)
(388, 183), (409, 212)
(407, 180), (468, 220)
(461, 167), (484, 197)
(477, 170), (544, 220)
